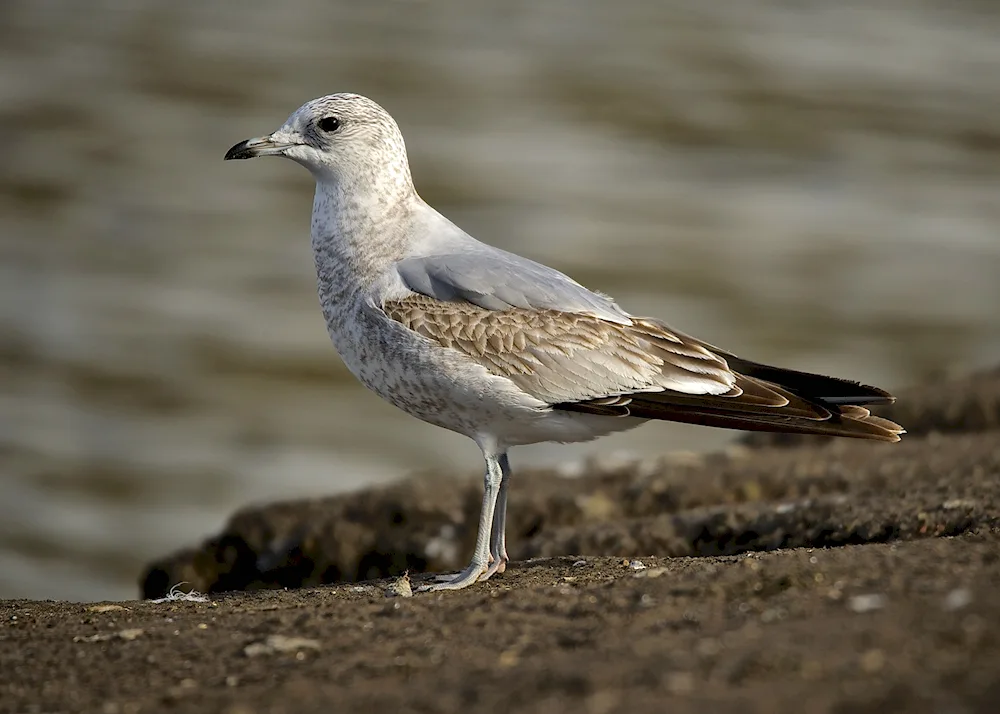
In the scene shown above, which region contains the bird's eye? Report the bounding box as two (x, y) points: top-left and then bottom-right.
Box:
(318, 117), (341, 133)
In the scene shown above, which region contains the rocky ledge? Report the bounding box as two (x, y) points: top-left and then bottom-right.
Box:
(2, 364), (999, 713)
(142, 365), (1000, 599)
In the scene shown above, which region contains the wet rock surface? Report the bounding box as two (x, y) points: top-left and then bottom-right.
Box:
(4, 365), (1000, 713)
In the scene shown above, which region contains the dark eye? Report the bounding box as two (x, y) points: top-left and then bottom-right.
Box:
(318, 117), (341, 133)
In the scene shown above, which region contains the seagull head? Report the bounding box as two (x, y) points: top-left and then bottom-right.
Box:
(224, 93), (412, 192)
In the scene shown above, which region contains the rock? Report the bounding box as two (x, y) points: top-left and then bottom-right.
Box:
(848, 594), (887, 614)
(243, 635), (321, 657)
(943, 588), (973, 612)
(9, 533), (1000, 713)
(384, 572), (413, 598)
(74, 628), (144, 643)
(141, 366), (1000, 599)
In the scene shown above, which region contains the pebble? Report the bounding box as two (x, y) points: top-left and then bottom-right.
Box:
(943, 588), (972, 612)
(847, 594), (886, 614)
(243, 635), (321, 657)
(87, 605), (129, 613)
(633, 567), (669, 579)
(384, 572), (413, 598)
(74, 628), (144, 643)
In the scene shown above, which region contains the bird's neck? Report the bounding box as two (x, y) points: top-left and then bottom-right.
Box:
(310, 179), (417, 295)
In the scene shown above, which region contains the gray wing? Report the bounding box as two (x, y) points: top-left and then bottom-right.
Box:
(396, 251), (632, 324)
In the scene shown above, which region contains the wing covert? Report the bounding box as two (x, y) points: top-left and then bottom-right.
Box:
(382, 294), (737, 405)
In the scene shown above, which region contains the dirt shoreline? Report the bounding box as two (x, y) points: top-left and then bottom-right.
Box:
(3, 365), (1000, 713)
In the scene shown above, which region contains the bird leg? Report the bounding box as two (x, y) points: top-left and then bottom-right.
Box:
(423, 449), (504, 591)
(479, 452), (511, 581)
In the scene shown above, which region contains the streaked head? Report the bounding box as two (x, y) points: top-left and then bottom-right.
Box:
(224, 93), (412, 191)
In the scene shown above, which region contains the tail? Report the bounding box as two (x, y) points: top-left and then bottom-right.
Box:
(723, 355), (895, 406)
(558, 356), (905, 443)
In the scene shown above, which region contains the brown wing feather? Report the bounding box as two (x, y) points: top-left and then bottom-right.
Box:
(383, 295), (904, 443)
(384, 295), (737, 404)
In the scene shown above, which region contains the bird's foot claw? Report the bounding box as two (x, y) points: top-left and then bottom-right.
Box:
(417, 561), (487, 591)
(479, 549), (509, 581)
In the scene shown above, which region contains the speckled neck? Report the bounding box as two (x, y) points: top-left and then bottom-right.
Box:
(309, 176), (418, 342)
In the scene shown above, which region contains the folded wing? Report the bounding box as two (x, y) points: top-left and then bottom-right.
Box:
(383, 294), (736, 401)
(391, 249), (902, 442)
(382, 293), (904, 442)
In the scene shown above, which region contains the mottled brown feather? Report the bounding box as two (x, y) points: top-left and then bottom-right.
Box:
(385, 294), (736, 404)
(383, 294), (904, 442)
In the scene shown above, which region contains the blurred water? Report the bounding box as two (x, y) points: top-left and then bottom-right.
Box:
(2, 0), (999, 601)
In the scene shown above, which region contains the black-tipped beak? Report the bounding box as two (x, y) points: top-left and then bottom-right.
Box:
(224, 139), (256, 161)
(224, 135), (298, 161)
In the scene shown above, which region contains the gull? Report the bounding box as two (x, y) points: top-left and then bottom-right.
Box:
(224, 93), (904, 590)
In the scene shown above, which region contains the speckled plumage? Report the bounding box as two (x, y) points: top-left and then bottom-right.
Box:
(225, 93), (903, 590)
(382, 293), (735, 404)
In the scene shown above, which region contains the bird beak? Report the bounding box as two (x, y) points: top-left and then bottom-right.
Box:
(224, 133), (298, 161)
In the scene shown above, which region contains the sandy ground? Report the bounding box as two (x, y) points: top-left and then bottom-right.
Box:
(2, 365), (1000, 713)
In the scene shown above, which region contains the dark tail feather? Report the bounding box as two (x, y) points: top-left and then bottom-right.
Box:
(618, 400), (904, 442)
(556, 362), (904, 442)
(717, 357), (895, 406)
